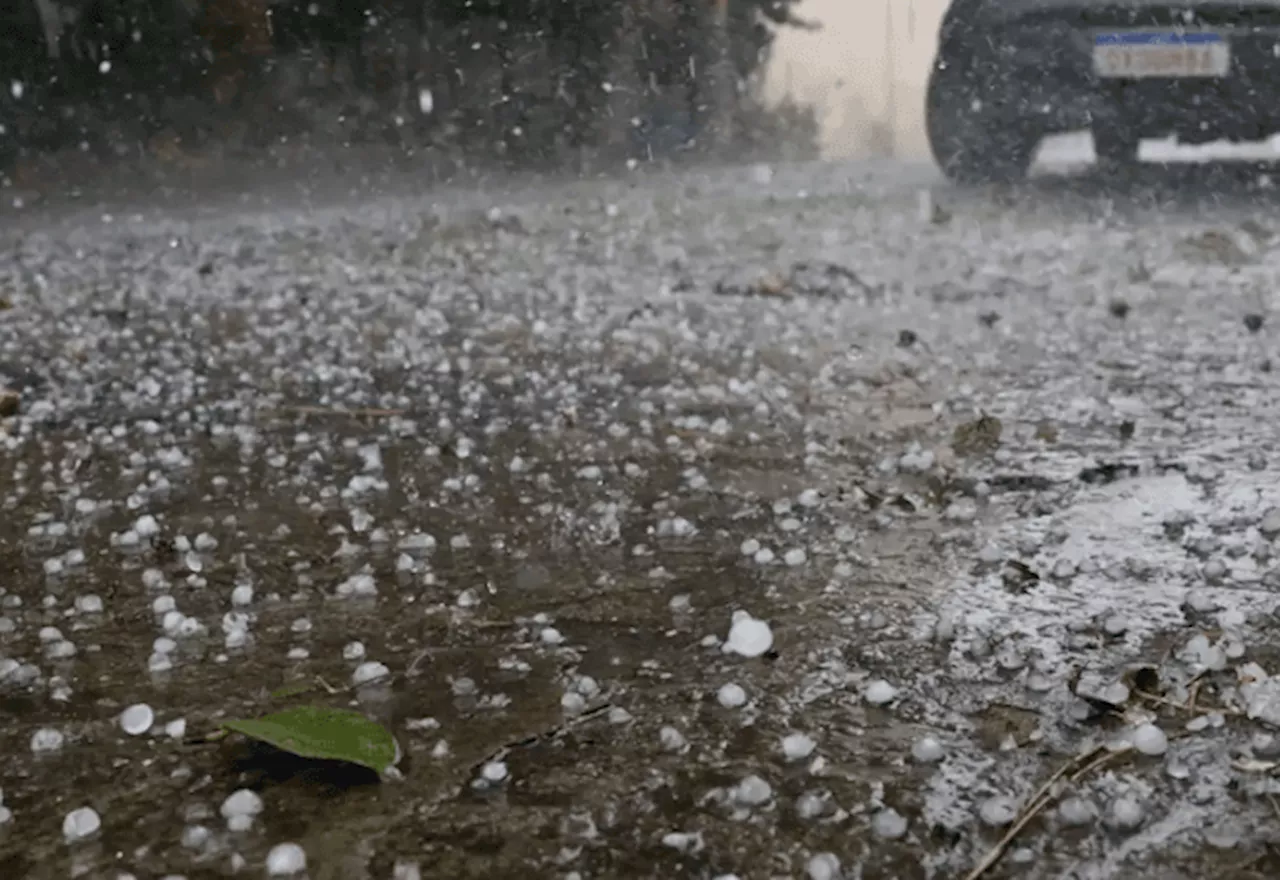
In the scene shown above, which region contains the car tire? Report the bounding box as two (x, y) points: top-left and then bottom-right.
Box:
(1093, 127), (1141, 169)
(926, 61), (1039, 185)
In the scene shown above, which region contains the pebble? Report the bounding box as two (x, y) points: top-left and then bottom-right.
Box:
(266, 842), (308, 875)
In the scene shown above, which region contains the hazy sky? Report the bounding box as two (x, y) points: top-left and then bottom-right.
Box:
(765, 0), (947, 159)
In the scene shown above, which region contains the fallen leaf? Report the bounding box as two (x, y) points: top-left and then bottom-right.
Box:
(222, 706), (399, 775)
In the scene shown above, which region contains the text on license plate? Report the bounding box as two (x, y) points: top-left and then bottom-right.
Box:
(1093, 31), (1230, 78)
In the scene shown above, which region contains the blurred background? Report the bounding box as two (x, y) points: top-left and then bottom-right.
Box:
(0, 0), (943, 189)
(767, 0), (940, 160)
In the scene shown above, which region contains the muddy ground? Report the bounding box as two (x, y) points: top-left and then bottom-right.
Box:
(3, 151), (1280, 880)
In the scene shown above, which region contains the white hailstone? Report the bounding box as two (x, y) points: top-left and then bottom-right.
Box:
(1108, 797), (1145, 831)
(980, 796), (1018, 827)
(806, 853), (841, 880)
(752, 547), (775, 565)
(62, 806), (101, 841)
(75, 595), (104, 614)
(165, 719), (187, 739)
(0, 806), (11, 825)
(120, 704), (155, 736)
(872, 808), (908, 839)
(134, 515), (160, 538)
(659, 726), (688, 752)
(352, 661), (390, 686)
(724, 611), (773, 658)
(739, 538), (761, 556)
(717, 683), (747, 708)
(231, 584), (254, 606)
(337, 573), (377, 598)
(661, 831), (704, 854)
(783, 548), (807, 567)
(733, 774), (772, 806)
(266, 842), (308, 876)
(561, 692), (586, 714)
(31, 727), (65, 753)
(343, 641), (366, 661)
(182, 824), (211, 849)
(1132, 723), (1168, 756)
(782, 732), (817, 761)
(286, 647), (309, 661)
(1057, 797), (1096, 826)
(148, 652), (174, 673)
(43, 557), (65, 576)
(911, 736), (945, 763)
(221, 789), (264, 831)
(540, 627), (565, 645)
(480, 761), (508, 783)
(864, 680), (899, 706)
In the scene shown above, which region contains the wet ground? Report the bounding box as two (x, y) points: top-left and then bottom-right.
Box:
(4, 147), (1280, 879)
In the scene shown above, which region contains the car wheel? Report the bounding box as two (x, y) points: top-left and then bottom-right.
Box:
(926, 62), (1039, 185)
(1093, 127), (1141, 169)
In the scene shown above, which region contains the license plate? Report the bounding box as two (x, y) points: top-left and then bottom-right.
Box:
(1093, 31), (1230, 78)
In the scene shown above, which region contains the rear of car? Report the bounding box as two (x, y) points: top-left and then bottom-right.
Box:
(926, 0), (1280, 182)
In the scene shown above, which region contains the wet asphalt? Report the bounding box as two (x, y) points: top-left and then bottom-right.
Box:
(3, 152), (1280, 879)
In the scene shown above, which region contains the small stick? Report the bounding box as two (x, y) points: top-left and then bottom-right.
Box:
(964, 745), (1105, 880)
(1135, 688), (1241, 718)
(1069, 745), (1132, 784)
(268, 405), (406, 418)
(1186, 669), (1209, 712)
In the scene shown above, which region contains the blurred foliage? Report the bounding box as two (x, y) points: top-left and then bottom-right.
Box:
(0, 0), (818, 169)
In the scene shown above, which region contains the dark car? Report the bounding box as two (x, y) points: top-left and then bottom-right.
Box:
(925, 0), (1280, 182)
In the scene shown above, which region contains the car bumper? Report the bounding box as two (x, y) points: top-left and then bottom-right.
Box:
(948, 6), (1280, 141)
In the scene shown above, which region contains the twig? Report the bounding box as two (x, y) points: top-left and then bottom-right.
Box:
(267, 405), (406, 418)
(470, 702), (615, 773)
(1135, 688), (1242, 718)
(1069, 745), (1132, 784)
(964, 745), (1106, 880)
(1186, 669), (1209, 713)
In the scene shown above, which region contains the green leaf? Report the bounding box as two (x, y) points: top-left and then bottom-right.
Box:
(222, 706), (399, 775)
(269, 680), (318, 700)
